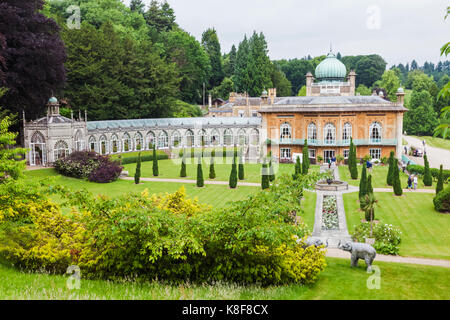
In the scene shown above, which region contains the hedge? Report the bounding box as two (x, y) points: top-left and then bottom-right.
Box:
(407, 164), (450, 182)
(120, 154), (168, 165)
(433, 185), (450, 212)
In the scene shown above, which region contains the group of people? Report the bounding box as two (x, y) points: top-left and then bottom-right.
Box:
(407, 174), (419, 190)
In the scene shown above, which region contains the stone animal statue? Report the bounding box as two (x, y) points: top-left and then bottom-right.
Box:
(297, 237), (328, 249)
(338, 241), (376, 272)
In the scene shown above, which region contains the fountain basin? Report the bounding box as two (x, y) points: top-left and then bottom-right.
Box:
(315, 180), (348, 191)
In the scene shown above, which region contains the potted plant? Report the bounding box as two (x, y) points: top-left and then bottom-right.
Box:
(317, 155), (323, 165)
(336, 155), (344, 165)
(360, 193), (378, 243)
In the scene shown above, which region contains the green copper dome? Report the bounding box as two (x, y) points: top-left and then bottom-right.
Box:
(48, 97), (58, 104)
(315, 51), (347, 81)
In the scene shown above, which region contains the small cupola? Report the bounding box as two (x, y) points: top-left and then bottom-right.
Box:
(47, 97), (60, 116)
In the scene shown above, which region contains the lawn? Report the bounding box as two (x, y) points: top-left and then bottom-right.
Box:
(411, 136), (450, 151)
(343, 192), (450, 260)
(0, 258), (448, 300)
(122, 158), (320, 183)
(338, 164), (434, 189)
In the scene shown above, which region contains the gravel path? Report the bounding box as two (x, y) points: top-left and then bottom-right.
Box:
(403, 135), (450, 169)
(326, 248), (450, 268)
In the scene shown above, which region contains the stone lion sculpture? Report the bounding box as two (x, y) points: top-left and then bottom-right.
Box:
(338, 241), (377, 272)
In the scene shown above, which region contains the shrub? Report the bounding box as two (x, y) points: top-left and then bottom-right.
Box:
(393, 158), (403, 196)
(88, 161), (123, 183)
(196, 157), (204, 188)
(180, 151), (187, 177)
(352, 222), (402, 255)
(261, 161), (269, 190)
(54, 151), (123, 183)
(302, 140), (309, 174)
(386, 151), (395, 186)
(436, 165), (444, 195)
(381, 156), (388, 165)
(209, 150), (216, 179)
(0, 174), (327, 285)
(407, 164), (450, 182)
(359, 164), (367, 204)
(119, 153), (168, 165)
(433, 185), (450, 212)
(152, 145), (159, 177)
(229, 153), (237, 188)
(423, 155), (432, 186)
(134, 153), (141, 184)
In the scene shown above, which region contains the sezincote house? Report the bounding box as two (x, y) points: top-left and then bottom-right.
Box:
(23, 49), (407, 166)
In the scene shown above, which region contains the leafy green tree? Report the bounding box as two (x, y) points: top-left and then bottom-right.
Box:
(144, 0), (177, 33)
(359, 164), (368, 203)
(234, 35), (251, 93)
(202, 28), (224, 88)
(423, 155), (432, 186)
(387, 151), (395, 186)
(436, 164), (444, 194)
(130, 0), (145, 14)
(196, 156), (204, 187)
(404, 90), (438, 136)
(380, 70), (401, 101)
(392, 158), (403, 196)
(164, 28), (211, 104)
(223, 45), (236, 78)
(62, 22), (178, 120)
(0, 114), (26, 183)
(342, 54), (387, 88)
(238, 150), (245, 180)
(349, 138), (358, 179)
(270, 64), (292, 97)
(152, 144), (159, 177)
(274, 58), (314, 95)
(356, 84), (371, 96)
(172, 100), (203, 118)
(302, 140), (310, 174)
(211, 77), (234, 100)
(367, 175), (374, 195)
(0, 0), (67, 119)
(411, 72), (435, 93)
(209, 150), (216, 179)
(297, 86), (307, 96)
(293, 155), (302, 179)
(180, 150), (187, 177)
(261, 160), (269, 190)
(229, 153), (237, 188)
(134, 152), (141, 184)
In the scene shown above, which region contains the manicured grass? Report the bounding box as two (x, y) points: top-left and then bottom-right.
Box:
(343, 192), (450, 260)
(110, 150), (167, 159)
(338, 164), (433, 189)
(411, 136), (450, 151)
(24, 169), (257, 209)
(1, 258), (448, 300)
(123, 158), (320, 183)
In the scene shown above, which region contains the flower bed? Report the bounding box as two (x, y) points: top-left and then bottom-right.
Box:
(321, 195), (339, 230)
(352, 222), (402, 255)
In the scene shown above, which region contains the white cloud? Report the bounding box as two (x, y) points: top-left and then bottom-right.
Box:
(123, 0), (450, 66)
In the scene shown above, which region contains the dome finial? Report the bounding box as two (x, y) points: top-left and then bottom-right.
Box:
(330, 41), (333, 54)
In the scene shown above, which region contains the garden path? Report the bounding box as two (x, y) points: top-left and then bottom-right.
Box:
(403, 135), (450, 170)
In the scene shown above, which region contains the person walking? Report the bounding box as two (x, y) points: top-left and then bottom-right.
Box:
(413, 175), (418, 190)
(407, 175), (412, 191)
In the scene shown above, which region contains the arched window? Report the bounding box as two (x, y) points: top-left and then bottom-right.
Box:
(122, 133), (131, 152)
(280, 122), (292, 141)
(158, 131), (169, 149)
(111, 134), (120, 153)
(324, 123), (336, 145)
(223, 129), (233, 146)
(186, 130), (194, 147)
(74, 130), (84, 151)
(146, 131), (155, 150)
(134, 132), (143, 151)
(199, 129), (209, 147)
(88, 136), (96, 152)
(342, 122), (352, 144)
(237, 129), (248, 145)
(30, 131), (46, 166)
(307, 123), (317, 143)
(54, 140), (69, 161)
(370, 122), (382, 143)
(99, 135), (108, 155)
(211, 129), (220, 146)
(250, 129), (259, 145)
(172, 130), (181, 148)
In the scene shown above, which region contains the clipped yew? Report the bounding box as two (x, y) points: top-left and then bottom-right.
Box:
(196, 156), (204, 187)
(387, 151), (395, 186)
(152, 144), (159, 177)
(209, 150), (216, 179)
(436, 164), (444, 195)
(229, 153), (237, 188)
(423, 155), (432, 186)
(393, 158), (403, 196)
(134, 152), (141, 184)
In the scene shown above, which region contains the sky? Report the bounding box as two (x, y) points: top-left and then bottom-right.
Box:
(123, 0), (450, 66)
